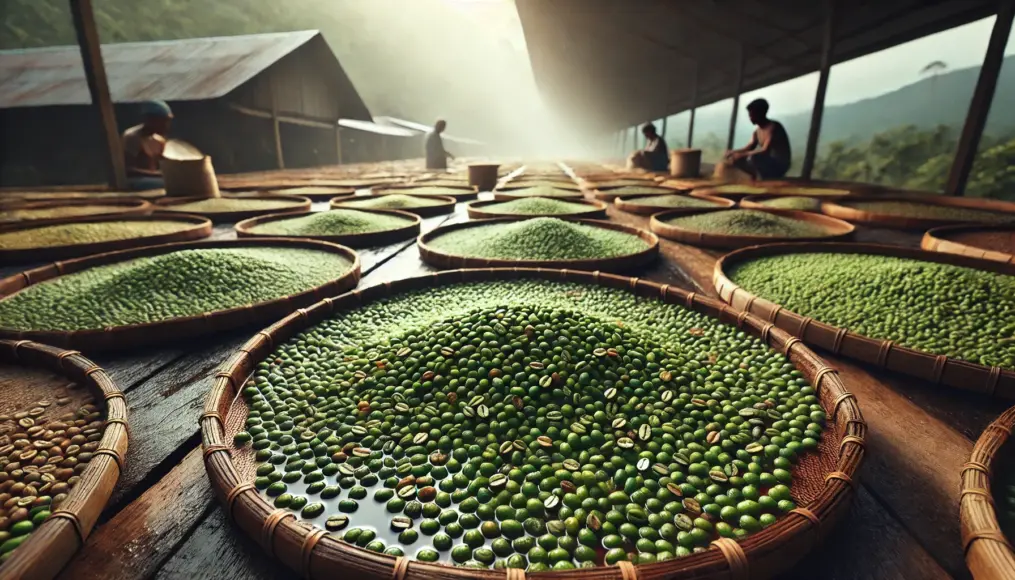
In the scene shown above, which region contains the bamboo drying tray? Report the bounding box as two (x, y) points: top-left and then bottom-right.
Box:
(589, 185), (683, 202)
(922, 224), (1015, 264)
(0, 213), (213, 265)
(218, 177), (404, 191)
(235, 209), (421, 249)
(1, 199), (153, 223)
(496, 181), (583, 192)
(153, 195), (311, 223)
(492, 189), (585, 201)
(821, 196), (1015, 230)
(615, 194), (735, 216)
(714, 242), (1015, 397)
(0, 239), (361, 352)
(372, 186), (478, 202)
(962, 405), (1015, 579)
(739, 195), (824, 211)
(201, 267), (865, 580)
(650, 208), (855, 249)
(268, 187), (357, 202)
(764, 178), (936, 197)
(418, 218), (658, 272)
(659, 177), (727, 192)
(465, 198), (607, 219)
(0, 339), (127, 580)
(692, 185), (850, 203)
(329, 194), (457, 218)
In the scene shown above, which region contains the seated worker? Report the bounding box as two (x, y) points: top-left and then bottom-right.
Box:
(628, 123), (669, 172)
(122, 100), (173, 190)
(425, 119), (455, 170)
(725, 98), (791, 180)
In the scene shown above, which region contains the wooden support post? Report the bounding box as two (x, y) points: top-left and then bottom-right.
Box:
(801, 0), (837, 180)
(661, 116), (668, 142)
(335, 125), (343, 165)
(688, 62), (699, 147)
(726, 44), (746, 151)
(69, 0), (127, 190)
(270, 79), (284, 169)
(945, 0), (1014, 195)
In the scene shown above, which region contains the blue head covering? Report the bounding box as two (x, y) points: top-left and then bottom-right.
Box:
(140, 100), (173, 119)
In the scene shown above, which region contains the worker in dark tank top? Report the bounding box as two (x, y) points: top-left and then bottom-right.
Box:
(425, 119), (454, 170)
(725, 98), (792, 180)
(628, 123), (669, 172)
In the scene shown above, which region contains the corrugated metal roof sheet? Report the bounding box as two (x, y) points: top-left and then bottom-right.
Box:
(0, 30), (319, 108)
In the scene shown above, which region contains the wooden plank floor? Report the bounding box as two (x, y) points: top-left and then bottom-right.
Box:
(6, 194), (1003, 580)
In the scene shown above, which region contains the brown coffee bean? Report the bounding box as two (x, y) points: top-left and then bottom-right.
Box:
(50, 483), (68, 496)
(38, 482), (52, 495)
(17, 419), (34, 429)
(66, 445), (81, 455)
(77, 453), (93, 463)
(22, 486), (38, 497)
(28, 408), (45, 417)
(23, 472), (39, 484)
(82, 442), (99, 452)
(67, 476), (79, 486)
(3, 497), (18, 509)
(55, 469), (73, 481)
(8, 483), (24, 496)
(18, 450), (36, 462)
(69, 435), (85, 446)
(65, 427), (80, 436)
(9, 508), (28, 523)
(56, 398), (71, 406)
(13, 412), (28, 421)
(0, 517), (9, 531)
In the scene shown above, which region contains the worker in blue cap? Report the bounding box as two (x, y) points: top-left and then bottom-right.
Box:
(121, 100), (173, 190)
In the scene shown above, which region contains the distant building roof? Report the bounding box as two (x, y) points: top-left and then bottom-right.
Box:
(0, 30), (320, 108)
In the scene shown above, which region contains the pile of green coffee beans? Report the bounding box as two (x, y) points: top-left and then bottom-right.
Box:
(756, 197), (822, 211)
(503, 186), (578, 198)
(392, 187), (471, 197)
(662, 210), (833, 238)
(597, 186), (674, 197)
(427, 218), (648, 261)
(333, 195), (447, 211)
(0, 247), (352, 331)
(0, 220), (193, 250)
(248, 210), (414, 237)
(3, 205), (133, 223)
(165, 197), (305, 213)
(623, 195), (718, 209)
(842, 200), (1010, 223)
(0, 389), (103, 563)
(479, 198), (594, 216)
(235, 279), (824, 570)
(586, 181), (657, 190)
(729, 253), (1015, 368)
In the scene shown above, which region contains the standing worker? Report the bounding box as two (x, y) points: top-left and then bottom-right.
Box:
(628, 123), (669, 172)
(725, 98), (792, 180)
(121, 100), (173, 190)
(425, 119), (454, 170)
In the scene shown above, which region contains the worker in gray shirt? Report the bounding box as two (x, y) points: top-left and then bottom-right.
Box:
(425, 119), (455, 170)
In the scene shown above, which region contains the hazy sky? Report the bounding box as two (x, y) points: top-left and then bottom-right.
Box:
(745, 16), (1015, 117)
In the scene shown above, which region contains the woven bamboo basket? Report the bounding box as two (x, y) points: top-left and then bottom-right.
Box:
(821, 196), (1015, 230)
(153, 194), (311, 224)
(372, 186), (478, 202)
(922, 224), (1015, 264)
(0, 339), (128, 580)
(739, 195), (823, 212)
(589, 186), (682, 202)
(614, 194), (735, 216)
(465, 198), (608, 219)
(329, 194), (457, 218)
(650, 208), (855, 249)
(713, 242), (1015, 397)
(0, 213), (213, 265)
(0, 239), (361, 352)
(961, 405), (1015, 579)
(691, 186), (849, 203)
(496, 182), (583, 192)
(200, 267), (865, 580)
(268, 187), (357, 202)
(418, 219), (659, 273)
(235, 209), (421, 249)
(581, 181), (664, 195)
(0, 199), (153, 224)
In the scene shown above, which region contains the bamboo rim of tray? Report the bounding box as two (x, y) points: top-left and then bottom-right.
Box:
(659, 178), (727, 192)
(650, 208), (856, 249)
(589, 185), (684, 202)
(201, 267), (865, 580)
(821, 196), (1015, 230)
(713, 242), (1015, 397)
(496, 181), (583, 192)
(153, 195), (312, 224)
(491, 189), (587, 201)
(418, 218), (659, 273)
(0, 339), (128, 579)
(235, 208), (421, 249)
(739, 195), (825, 212)
(691, 186), (850, 202)
(961, 405), (1015, 579)
(371, 186), (478, 202)
(0, 213), (213, 265)
(1, 199), (153, 222)
(465, 198), (608, 219)
(329, 194), (457, 218)
(614, 194), (736, 216)
(266, 187), (357, 201)
(0, 238), (361, 352)
(922, 224), (1015, 264)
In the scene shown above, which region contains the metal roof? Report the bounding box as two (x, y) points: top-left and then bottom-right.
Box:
(515, 0), (999, 133)
(0, 30), (319, 108)
(338, 118), (419, 137)
(374, 116), (486, 145)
